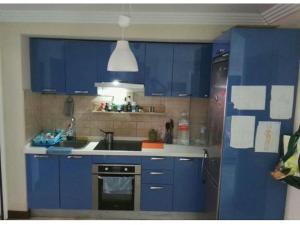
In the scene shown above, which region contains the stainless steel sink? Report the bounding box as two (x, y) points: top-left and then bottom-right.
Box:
(58, 139), (89, 149)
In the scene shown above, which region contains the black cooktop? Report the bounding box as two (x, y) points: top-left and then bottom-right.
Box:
(94, 140), (142, 151)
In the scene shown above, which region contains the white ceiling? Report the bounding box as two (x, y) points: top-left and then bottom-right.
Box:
(0, 4), (273, 13)
(0, 4), (299, 26)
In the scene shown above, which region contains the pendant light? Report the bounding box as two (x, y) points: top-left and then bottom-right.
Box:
(107, 15), (138, 72)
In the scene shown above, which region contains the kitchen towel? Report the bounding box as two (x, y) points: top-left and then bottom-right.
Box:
(47, 146), (72, 155)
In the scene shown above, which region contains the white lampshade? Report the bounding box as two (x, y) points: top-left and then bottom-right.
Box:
(107, 40), (138, 72)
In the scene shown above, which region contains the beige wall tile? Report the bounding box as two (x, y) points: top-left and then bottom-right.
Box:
(24, 90), (209, 141)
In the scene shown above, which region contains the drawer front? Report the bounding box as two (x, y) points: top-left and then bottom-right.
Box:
(141, 184), (173, 211)
(142, 170), (173, 184)
(92, 156), (141, 164)
(142, 156), (173, 170)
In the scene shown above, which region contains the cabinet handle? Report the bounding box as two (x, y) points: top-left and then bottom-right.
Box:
(74, 90), (89, 94)
(150, 157), (165, 160)
(42, 89), (56, 93)
(151, 93), (164, 96)
(179, 158), (192, 161)
(150, 172), (164, 175)
(178, 93), (189, 97)
(150, 186), (164, 190)
(67, 156), (83, 159)
(34, 155), (49, 158)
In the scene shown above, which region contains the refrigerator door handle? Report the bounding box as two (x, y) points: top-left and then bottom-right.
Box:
(201, 149), (208, 184)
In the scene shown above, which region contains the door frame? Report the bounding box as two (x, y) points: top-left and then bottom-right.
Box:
(0, 47), (8, 219)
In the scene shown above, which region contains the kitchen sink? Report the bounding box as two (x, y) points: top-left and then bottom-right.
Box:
(94, 140), (142, 151)
(58, 139), (89, 149)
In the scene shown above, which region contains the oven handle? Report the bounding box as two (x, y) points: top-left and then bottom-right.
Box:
(93, 173), (141, 176)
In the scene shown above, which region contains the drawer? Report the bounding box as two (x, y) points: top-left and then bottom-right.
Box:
(142, 156), (173, 170)
(141, 184), (173, 211)
(142, 170), (173, 184)
(92, 156), (141, 164)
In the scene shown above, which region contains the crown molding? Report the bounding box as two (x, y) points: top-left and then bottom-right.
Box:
(0, 10), (266, 26)
(261, 4), (300, 24)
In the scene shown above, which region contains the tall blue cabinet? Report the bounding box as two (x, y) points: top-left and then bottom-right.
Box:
(212, 28), (300, 220)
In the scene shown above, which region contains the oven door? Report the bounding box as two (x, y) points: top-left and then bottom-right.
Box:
(93, 174), (140, 211)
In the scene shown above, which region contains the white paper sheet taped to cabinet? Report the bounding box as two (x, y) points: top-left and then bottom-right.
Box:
(231, 86), (266, 110)
(270, 85), (294, 120)
(255, 121), (281, 153)
(230, 116), (256, 149)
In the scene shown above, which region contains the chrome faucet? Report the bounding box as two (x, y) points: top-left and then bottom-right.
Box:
(66, 117), (76, 140)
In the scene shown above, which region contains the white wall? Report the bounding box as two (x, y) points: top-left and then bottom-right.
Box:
(284, 62), (300, 219)
(0, 41), (8, 219)
(0, 22), (230, 211)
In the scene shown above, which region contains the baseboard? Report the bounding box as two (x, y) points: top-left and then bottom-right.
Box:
(7, 210), (30, 220)
(31, 209), (207, 220)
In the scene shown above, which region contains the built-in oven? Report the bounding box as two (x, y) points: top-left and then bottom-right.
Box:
(92, 164), (141, 211)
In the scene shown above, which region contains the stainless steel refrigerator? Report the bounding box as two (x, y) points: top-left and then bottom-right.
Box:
(204, 54), (229, 219)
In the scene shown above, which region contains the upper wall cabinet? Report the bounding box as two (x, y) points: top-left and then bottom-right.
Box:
(30, 38), (66, 94)
(101, 42), (146, 84)
(172, 44), (212, 98)
(65, 40), (105, 95)
(144, 43), (174, 96)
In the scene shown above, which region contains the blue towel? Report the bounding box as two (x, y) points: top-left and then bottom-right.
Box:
(47, 146), (72, 155)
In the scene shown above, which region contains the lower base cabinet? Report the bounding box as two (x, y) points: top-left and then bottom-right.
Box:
(26, 154), (204, 212)
(26, 154), (60, 209)
(173, 157), (204, 212)
(141, 184), (173, 211)
(60, 155), (92, 209)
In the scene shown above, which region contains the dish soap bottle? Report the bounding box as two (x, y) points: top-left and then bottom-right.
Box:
(177, 112), (190, 145)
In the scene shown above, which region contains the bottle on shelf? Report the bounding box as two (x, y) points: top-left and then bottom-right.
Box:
(177, 112), (190, 145)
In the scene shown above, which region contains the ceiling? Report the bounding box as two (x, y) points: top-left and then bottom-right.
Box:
(0, 4), (299, 26)
(0, 4), (273, 13)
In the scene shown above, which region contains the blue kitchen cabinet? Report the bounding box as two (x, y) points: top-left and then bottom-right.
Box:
(216, 28), (300, 220)
(26, 154), (60, 209)
(30, 38), (66, 93)
(173, 157), (204, 212)
(65, 40), (104, 95)
(144, 43), (173, 96)
(141, 184), (173, 211)
(59, 155), (92, 209)
(101, 42), (146, 84)
(172, 44), (212, 97)
(212, 43), (230, 58)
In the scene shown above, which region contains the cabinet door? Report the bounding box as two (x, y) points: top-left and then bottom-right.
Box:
(172, 44), (196, 97)
(191, 44), (212, 98)
(173, 157), (204, 212)
(141, 184), (173, 211)
(65, 40), (103, 95)
(101, 42), (145, 84)
(144, 43), (173, 96)
(26, 154), (60, 209)
(60, 155), (92, 209)
(30, 38), (65, 93)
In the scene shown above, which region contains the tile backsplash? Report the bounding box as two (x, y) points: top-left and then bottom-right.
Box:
(24, 90), (208, 141)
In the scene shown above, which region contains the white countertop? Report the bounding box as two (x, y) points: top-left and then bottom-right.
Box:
(24, 141), (206, 158)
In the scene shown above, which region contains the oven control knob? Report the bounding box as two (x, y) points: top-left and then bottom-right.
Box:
(105, 167), (109, 171)
(124, 168), (128, 172)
